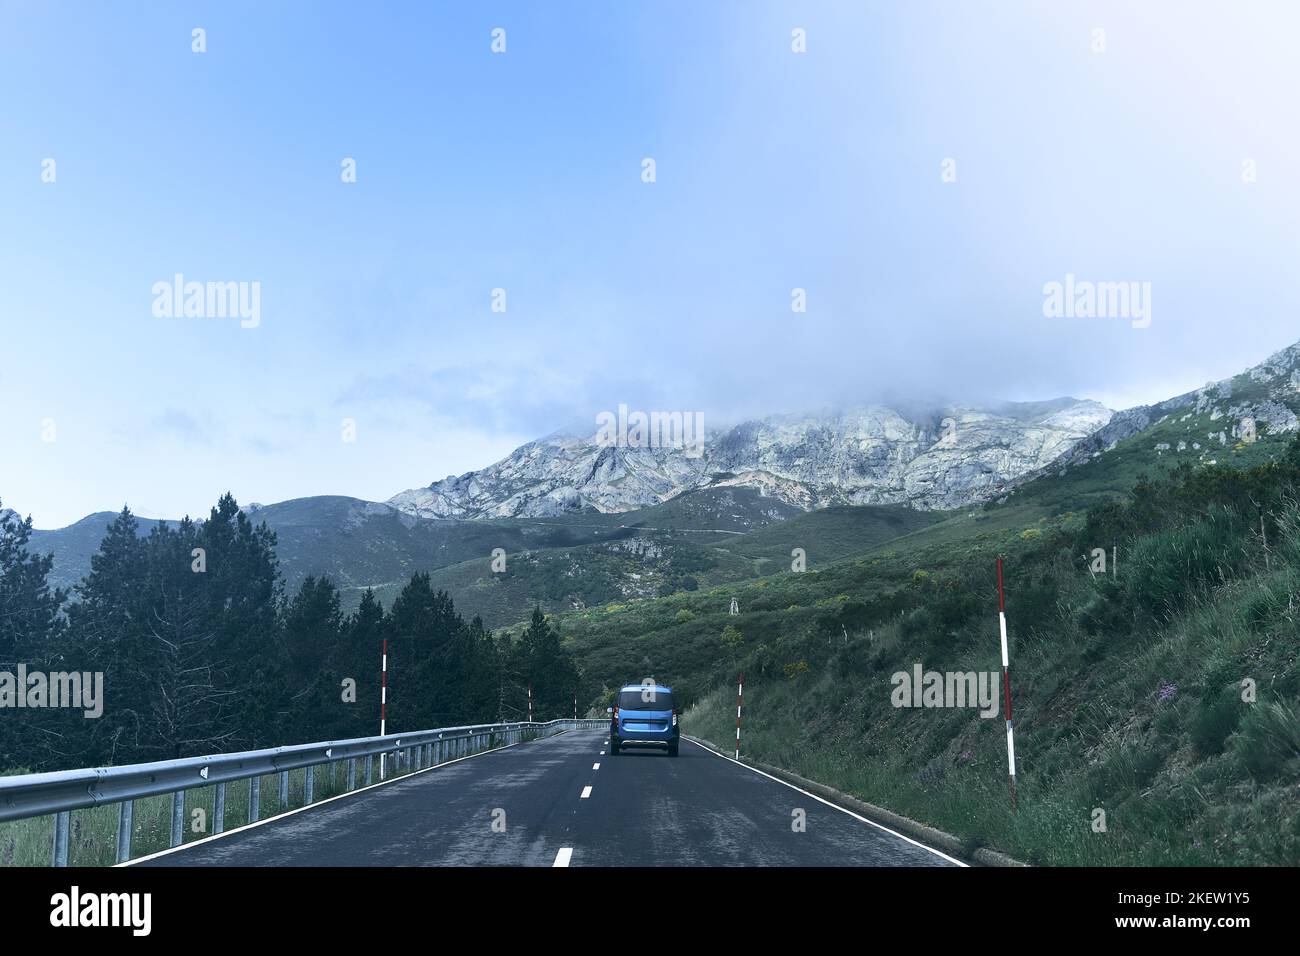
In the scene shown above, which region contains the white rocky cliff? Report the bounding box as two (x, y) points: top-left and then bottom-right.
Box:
(388, 399), (1115, 518)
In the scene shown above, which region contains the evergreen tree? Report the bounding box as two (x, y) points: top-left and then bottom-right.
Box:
(0, 502), (65, 661)
(0, 502), (67, 770)
(137, 517), (230, 757)
(281, 575), (347, 741)
(62, 508), (142, 765)
(513, 607), (578, 721)
(201, 493), (283, 750)
(340, 588), (385, 738)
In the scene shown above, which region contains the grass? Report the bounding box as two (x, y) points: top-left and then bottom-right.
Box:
(681, 506), (1300, 865)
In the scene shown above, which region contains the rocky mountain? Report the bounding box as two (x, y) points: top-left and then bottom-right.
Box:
(389, 399), (1115, 519)
(1010, 339), (1300, 489)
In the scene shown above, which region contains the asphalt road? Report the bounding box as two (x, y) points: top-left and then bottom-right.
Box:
(133, 730), (962, 867)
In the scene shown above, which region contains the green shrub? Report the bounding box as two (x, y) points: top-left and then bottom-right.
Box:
(1122, 511), (1246, 622)
(1190, 689), (1245, 756)
(1233, 700), (1300, 779)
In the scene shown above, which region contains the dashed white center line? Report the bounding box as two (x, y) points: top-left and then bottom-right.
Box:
(553, 847), (573, 867)
(580, 785), (593, 799)
(592, 762), (600, 770)
(599, 750), (605, 755)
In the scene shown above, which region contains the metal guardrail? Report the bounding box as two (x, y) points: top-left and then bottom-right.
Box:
(0, 718), (607, 866)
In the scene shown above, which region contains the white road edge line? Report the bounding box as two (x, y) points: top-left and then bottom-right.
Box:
(580, 785), (593, 799)
(682, 737), (969, 867)
(120, 733), (564, 867)
(553, 847), (573, 867)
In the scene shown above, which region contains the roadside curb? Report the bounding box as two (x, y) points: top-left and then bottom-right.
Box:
(682, 734), (1027, 868)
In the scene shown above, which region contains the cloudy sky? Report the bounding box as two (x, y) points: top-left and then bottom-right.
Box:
(3, 0), (1299, 527)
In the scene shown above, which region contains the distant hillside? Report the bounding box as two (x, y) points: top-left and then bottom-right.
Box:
(1004, 338), (1300, 513)
(29, 512), (165, 594)
(31, 497), (625, 608)
(426, 491), (936, 629)
(26, 488), (927, 623)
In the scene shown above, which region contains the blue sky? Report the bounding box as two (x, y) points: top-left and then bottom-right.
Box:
(3, 0), (1299, 527)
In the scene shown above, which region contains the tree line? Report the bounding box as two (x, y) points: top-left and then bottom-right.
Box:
(0, 493), (581, 773)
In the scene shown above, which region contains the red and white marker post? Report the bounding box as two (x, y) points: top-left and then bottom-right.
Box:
(735, 672), (744, 759)
(379, 638), (389, 780)
(528, 683), (533, 724)
(996, 558), (1016, 810)
(573, 692), (578, 720)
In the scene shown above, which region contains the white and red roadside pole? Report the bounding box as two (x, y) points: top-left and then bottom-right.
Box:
(996, 558), (1017, 810)
(528, 683), (533, 723)
(379, 638), (389, 780)
(735, 672), (744, 759)
(573, 692), (578, 721)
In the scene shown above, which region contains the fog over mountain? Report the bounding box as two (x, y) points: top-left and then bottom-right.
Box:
(388, 398), (1114, 518)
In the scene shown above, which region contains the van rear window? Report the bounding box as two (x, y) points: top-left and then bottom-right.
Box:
(618, 688), (674, 710)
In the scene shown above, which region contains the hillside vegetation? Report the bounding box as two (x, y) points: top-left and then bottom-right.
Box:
(547, 432), (1300, 864)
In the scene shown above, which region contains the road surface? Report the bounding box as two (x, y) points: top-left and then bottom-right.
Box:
(132, 730), (962, 867)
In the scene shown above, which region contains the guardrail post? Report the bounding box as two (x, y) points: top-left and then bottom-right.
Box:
(249, 776), (261, 824)
(116, 799), (134, 864)
(214, 783), (225, 834)
(347, 758), (356, 791)
(365, 755), (373, 785)
(305, 765), (315, 804)
(52, 811), (70, 867)
(405, 746), (413, 771)
(170, 790), (184, 848)
(279, 770), (289, 809)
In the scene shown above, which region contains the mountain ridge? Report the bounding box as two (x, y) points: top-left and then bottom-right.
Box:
(388, 398), (1115, 520)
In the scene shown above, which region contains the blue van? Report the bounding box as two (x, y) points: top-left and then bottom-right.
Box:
(608, 683), (679, 757)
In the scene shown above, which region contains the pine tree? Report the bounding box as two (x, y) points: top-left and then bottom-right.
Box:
(388, 572), (466, 729)
(0, 502), (65, 661)
(65, 507), (153, 764)
(281, 575), (347, 741)
(0, 501), (67, 770)
(138, 518), (230, 758)
(514, 607), (578, 721)
(201, 493), (283, 750)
